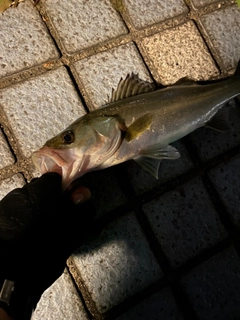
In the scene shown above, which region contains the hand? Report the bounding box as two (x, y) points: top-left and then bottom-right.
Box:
(0, 173), (96, 319)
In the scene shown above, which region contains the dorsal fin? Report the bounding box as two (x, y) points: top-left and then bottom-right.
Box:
(108, 73), (155, 103)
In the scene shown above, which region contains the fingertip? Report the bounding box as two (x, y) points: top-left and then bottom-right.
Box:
(71, 187), (91, 205)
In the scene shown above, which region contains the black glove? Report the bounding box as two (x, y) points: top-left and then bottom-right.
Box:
(0, 172), (96, 320)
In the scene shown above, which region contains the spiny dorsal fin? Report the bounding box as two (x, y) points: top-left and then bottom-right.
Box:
(108, 73), (155, 103)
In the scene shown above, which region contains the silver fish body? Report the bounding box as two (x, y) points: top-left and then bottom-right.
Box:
(32, 61), (240, 189)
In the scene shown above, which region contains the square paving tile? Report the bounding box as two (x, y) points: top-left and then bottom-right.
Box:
(44, 0), (127, 53)
(200, 5), (240, 69)
(143, 177), (227, 267)
(0, 173), (25, 200)
(0, 67), (85, 158)
(181, 247), (240, 320)
(208, 155), (240, 228)
(71, 213), (163, 313)
(0, 0), (59, 78)
(141, 21), (218, 85)
(124, 0), (188, 29)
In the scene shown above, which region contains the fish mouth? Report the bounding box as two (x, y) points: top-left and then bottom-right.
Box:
(31, 147), (83, 189)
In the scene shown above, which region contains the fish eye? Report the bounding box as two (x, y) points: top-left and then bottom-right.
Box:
(62, 131), (74, 144)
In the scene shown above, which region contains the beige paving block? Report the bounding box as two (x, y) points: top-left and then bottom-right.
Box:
(0, 67), (85, 158)
(74, 42), (153, 110)
(141, 21), (219, 85)
(0, 173), (25, 200)
(32, 269), (89, 320)
(0, 129), (15, 169)
(124, 0), (188, 29)
(200, 5), (240, 69)
(44, 0), (128, 53)
(0, 0), (59, 78)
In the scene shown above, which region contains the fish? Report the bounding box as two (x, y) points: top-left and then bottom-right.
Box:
(32, 60), (240, 189)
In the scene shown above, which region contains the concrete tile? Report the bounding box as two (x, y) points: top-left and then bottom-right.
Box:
(191, 0), (219, 7)
(124, 0), (188, 29)
(74, 42), (152, 110)
(208, 155), (240, 228)
(32, 269), (89, 320)
(181, 247), (240, 320)
(200, 5), (240, 69)
(0, 0), (59, 78)
(75, 167), (127, 217)
(44, 0), (127, 53)
(143, 177), (227, 267)
(189, 103), (240, 162)
(124, 141), (193, 195)
(0, 67), (85, 158)
(0, 129), (15, 169)
(0, 173), (25, 200)
(116, 287), (184, 320)
(72, 213), (163, 313)
(141, 21), (219, 85)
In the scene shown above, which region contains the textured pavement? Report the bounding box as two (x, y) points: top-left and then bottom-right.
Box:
(0, 0), (240, 319)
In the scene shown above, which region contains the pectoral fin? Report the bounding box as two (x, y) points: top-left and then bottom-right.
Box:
(206, 107), (230, 132)
(140, 144), (180, 159)
(125, 113), (153, 142)
(134, 156), (162, 179)
(133, 144), (181, 178)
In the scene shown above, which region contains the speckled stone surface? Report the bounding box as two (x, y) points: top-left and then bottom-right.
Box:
(32, 269), (89, 320)
(0, 173), (25, 200)
(141, 21), (219, 85)
(0, 67), (85, 158)
(200, 5), (240, 69)
(73, 42), (152, 110)
(208, 155), (240, 227)
(72, 213), (163, 313)
(143, 177), (227, 267)
(0, 0), (59, 78)
(44, 0), (128, 53)
(124, 0), (188, 29)
(0, 129), (15, 169)
(116, 287), (184, 320)
(182, 247), (240, 320)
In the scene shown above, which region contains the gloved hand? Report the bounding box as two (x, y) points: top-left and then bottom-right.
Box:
(0, 172), (96, 320)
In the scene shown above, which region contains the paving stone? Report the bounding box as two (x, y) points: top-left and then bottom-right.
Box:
(0, 129), (15, 169)
(44, 0), (127, 53)
(124, 141), (193, 195)
(0, 67), (85, 158)
(32, 269), (89, 320)
(124, 0), (188, 29)
(189, 103), (240, 162)
(200, 5), (240, 70)
(0, 173), (25, 200)
(181, 247), (240, 320)
(208, 155), (240, 228)
(141, 21), (219, 85)
(191, 0), (219, 7)
(73, 42), (152, 110)
(71, 213), (163, 313)
(143, 177), (227, 267)
(0, 0), (59, 78)
(116, 287), (183, 320)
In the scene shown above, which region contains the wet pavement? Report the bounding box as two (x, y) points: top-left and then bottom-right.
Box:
(0, 0), (240, 319)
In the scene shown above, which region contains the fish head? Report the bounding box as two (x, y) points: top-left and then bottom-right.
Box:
(32, 115), (123, 189)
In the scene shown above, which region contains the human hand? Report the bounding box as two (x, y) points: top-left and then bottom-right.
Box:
(0, 173), (96, 319)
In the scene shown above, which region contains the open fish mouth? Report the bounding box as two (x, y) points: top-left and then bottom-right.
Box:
(32, 147), (83, 189)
